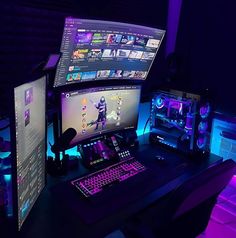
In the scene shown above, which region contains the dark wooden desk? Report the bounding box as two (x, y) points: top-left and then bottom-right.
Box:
(2, 144), (222, 238)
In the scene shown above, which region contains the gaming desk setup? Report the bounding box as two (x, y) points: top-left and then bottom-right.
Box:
(0, 18), (235, 238)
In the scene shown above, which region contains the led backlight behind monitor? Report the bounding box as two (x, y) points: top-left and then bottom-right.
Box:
(54, 18), (165, 87)
(61, 85), (141, 146)
(13, 76), (46, 230)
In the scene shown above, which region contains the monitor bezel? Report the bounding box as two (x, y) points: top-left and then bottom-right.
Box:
(53, 17), (165, 88)
(58, 83), (142, 148)
(9, 75), (47, 231)
(212, 111), (236, 123)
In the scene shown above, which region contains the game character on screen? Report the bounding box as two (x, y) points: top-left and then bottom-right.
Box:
(91, 96), (107, 130)
(25, 88), (33, 105)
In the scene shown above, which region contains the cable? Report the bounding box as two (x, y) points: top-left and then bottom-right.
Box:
(143, 116), (150, 136)
(142, 116), (150, 144)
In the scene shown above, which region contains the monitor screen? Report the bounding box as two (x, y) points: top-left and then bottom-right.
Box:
(14, 76), (46, 230)
(210, 113), (236, 161)
(54, 18), (165, 87)
(61, 85), (141, 146)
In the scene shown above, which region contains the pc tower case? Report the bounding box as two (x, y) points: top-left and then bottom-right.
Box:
(149, 90), (212, 156)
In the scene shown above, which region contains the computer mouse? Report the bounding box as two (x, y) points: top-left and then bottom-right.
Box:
(155, 155), (165, 162)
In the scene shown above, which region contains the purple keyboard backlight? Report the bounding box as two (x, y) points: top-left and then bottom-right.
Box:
(71, 158), (146, 197)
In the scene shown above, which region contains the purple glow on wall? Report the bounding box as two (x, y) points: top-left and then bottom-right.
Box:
(165, 0), (183, 56)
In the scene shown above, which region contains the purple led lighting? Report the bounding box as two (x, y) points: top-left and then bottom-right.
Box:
(197, 136), (207, 149)
(178, 103), (183, 114)
(71, 159), (146, 197)
(166, 0), (183, 56)
(198, 121), (208, 133)
(169, 100), (181, 110)
(44, 54), (61, 70)
(185, 113), (193, 131)
(200, 103), (210, 119)
(230, 175), (236, 187)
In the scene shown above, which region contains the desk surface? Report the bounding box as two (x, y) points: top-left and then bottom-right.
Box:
(2, 143), (222, 238)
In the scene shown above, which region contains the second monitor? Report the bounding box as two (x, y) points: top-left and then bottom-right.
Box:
(60, 85), (141, 147)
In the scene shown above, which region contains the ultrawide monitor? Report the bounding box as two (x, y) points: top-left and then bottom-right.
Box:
(61, 85), (141, 146)
(54, 18), (165, 87)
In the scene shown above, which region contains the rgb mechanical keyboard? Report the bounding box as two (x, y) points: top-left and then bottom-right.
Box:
(71, 158), (146, 197)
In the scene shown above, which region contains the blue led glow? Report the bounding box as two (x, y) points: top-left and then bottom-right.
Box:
(21, 199), (30, 218)
(155, 96), (165, 109)
(157, 98), (163, 105)
(210, 116), (236, 161)
(3, 174), (11, 182)
(136, 130), (150, 136)
(67, 148), (81, 158)
(136, 102), (151, 136)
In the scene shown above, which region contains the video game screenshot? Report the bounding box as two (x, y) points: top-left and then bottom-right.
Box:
(54, 18), (165, 87)
(61, 85), (141, 146)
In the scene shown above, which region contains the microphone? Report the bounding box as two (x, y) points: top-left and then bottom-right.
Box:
(51, 128), (77, 153)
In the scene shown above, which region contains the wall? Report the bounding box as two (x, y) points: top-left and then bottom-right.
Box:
(175, 0), (236, 115)
(0, 0), (168, 117)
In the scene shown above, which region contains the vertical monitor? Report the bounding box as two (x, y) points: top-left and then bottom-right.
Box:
(14, 76), (46, 230)
(61, 85), (141, 146)
(54, 18), (165, 87)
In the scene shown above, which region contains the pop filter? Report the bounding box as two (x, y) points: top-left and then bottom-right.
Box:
(51, 128), (77, 153)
